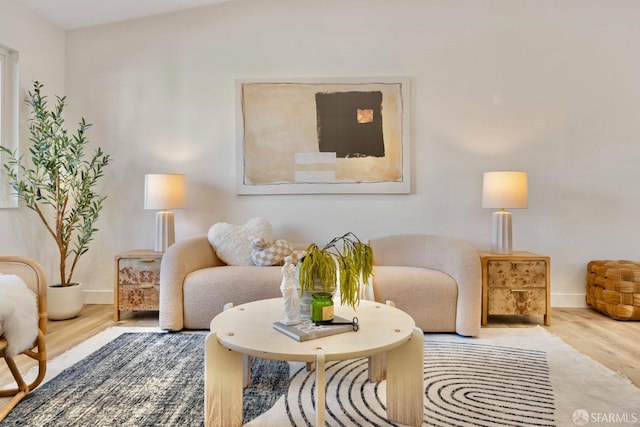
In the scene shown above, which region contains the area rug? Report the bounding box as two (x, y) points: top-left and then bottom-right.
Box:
(2, 327), (638, 426)
(1, 330), (288, 426)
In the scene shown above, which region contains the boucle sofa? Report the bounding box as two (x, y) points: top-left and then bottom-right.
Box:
(159, 233), (482, 336)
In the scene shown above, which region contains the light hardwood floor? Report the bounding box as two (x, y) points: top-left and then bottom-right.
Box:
(1, 306), (639, 389)
(488, 309), (640, 387)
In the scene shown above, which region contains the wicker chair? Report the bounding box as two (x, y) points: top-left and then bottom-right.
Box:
(586, 260), (640, 320)
(0, 256), (47, 421)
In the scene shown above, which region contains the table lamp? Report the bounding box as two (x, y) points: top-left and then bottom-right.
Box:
(482, 171), (528, 254)
(144, 174), (186, 252)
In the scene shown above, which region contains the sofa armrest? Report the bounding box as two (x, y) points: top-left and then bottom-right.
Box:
(370, 234), (482, 336)
(435, 238), (482, 337)
(159, 235), (223, 330)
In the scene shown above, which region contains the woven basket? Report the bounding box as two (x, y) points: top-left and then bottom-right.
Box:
(586, 260), (640, 320)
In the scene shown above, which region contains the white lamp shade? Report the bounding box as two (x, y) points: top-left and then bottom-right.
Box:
(144, 174), (186, 210)
(482, 171), (528, 209)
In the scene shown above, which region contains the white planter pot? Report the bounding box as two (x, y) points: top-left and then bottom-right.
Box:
(48, 282), (84, 320)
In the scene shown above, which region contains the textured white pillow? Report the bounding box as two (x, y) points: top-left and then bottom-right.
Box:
(207, 217), (274, 266)
(0, 274), (38, 357)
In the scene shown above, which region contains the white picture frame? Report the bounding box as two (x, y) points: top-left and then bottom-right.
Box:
(236, 77), (411, 195)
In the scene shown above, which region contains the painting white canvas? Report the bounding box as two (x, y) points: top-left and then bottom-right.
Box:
(236, 77), (411, 194)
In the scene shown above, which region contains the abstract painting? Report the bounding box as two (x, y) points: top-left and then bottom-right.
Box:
(236, 77), (410, 194)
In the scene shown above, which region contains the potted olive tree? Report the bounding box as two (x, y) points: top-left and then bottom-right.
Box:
(297, 232), (373, 318)
(0, 81), (111, 319)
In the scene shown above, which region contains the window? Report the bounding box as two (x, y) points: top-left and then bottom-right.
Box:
(0, 44), (18, 208)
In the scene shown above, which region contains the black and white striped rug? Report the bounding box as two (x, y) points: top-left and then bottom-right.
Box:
(285, 341), (555, 427)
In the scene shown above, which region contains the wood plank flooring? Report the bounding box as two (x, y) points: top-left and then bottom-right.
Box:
(487, 309), (640, 387)
(1, 306), (639, 389)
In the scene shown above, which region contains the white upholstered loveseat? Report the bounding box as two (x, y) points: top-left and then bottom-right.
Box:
(159, 233), (482, 336)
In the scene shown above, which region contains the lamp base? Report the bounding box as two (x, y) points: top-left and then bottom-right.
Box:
(491, 211), (512, 254)
(155, 210), (175, 253)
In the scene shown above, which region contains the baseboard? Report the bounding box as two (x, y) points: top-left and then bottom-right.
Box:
(83, 290), (113, 304)
(551, 293), (587, 308)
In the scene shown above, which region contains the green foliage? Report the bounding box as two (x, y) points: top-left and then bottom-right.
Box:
(0, 81), (112, 286)
(298, 232), (373, 309)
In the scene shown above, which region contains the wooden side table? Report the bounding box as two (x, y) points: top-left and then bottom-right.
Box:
(114, 249), (162, 321)
(479, 251), (551, 326)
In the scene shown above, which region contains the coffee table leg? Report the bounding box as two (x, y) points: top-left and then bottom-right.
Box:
(386, 327), (424, 427)
(368, 352), (386, 382)
(315, 349), (326, 427)
(205, 331), (243, 427)
(243, 355), (252, 387)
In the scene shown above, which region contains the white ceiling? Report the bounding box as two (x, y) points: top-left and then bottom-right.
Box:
(12, 0), (232, 30)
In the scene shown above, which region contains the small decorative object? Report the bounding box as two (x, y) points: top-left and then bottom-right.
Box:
(297, 232), (373, 314)
(318, 316), (360, 331)
(310, 292), (334, 324)
(0, 81), (111, 320)
(280, 256), (301, 325)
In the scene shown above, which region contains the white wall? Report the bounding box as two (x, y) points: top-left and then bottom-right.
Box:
(0, 0), (66, 273)
(10, 0), (640, 306)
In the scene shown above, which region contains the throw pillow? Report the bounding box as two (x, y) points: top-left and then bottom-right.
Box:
(250, 235), (294, 266)
(0, 274), (38, 357)
(207, 217), (274, 266)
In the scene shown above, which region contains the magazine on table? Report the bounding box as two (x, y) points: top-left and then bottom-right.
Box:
(273, 316), (355, 341)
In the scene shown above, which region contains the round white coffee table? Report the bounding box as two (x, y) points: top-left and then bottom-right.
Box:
(205, 298), (423, 427)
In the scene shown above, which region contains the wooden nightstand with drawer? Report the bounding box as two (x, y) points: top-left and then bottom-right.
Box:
(114, 250), (162, 321)
(479, 251), (551, 326)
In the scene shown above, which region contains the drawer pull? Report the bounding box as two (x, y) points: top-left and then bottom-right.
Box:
(510, 262), (529, 268)
(141, 259), (156, 263)
(139, 284), (153, 289)
(511, 289), (527, 293)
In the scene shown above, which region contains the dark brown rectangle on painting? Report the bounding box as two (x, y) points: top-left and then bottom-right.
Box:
(315, 91), (385, 158)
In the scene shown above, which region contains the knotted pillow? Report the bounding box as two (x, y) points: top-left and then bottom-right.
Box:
(207, 217), (274, 266)
(250, 236), (294, 266)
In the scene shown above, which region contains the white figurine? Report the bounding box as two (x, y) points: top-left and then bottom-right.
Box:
(280, 256), (301, 325)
